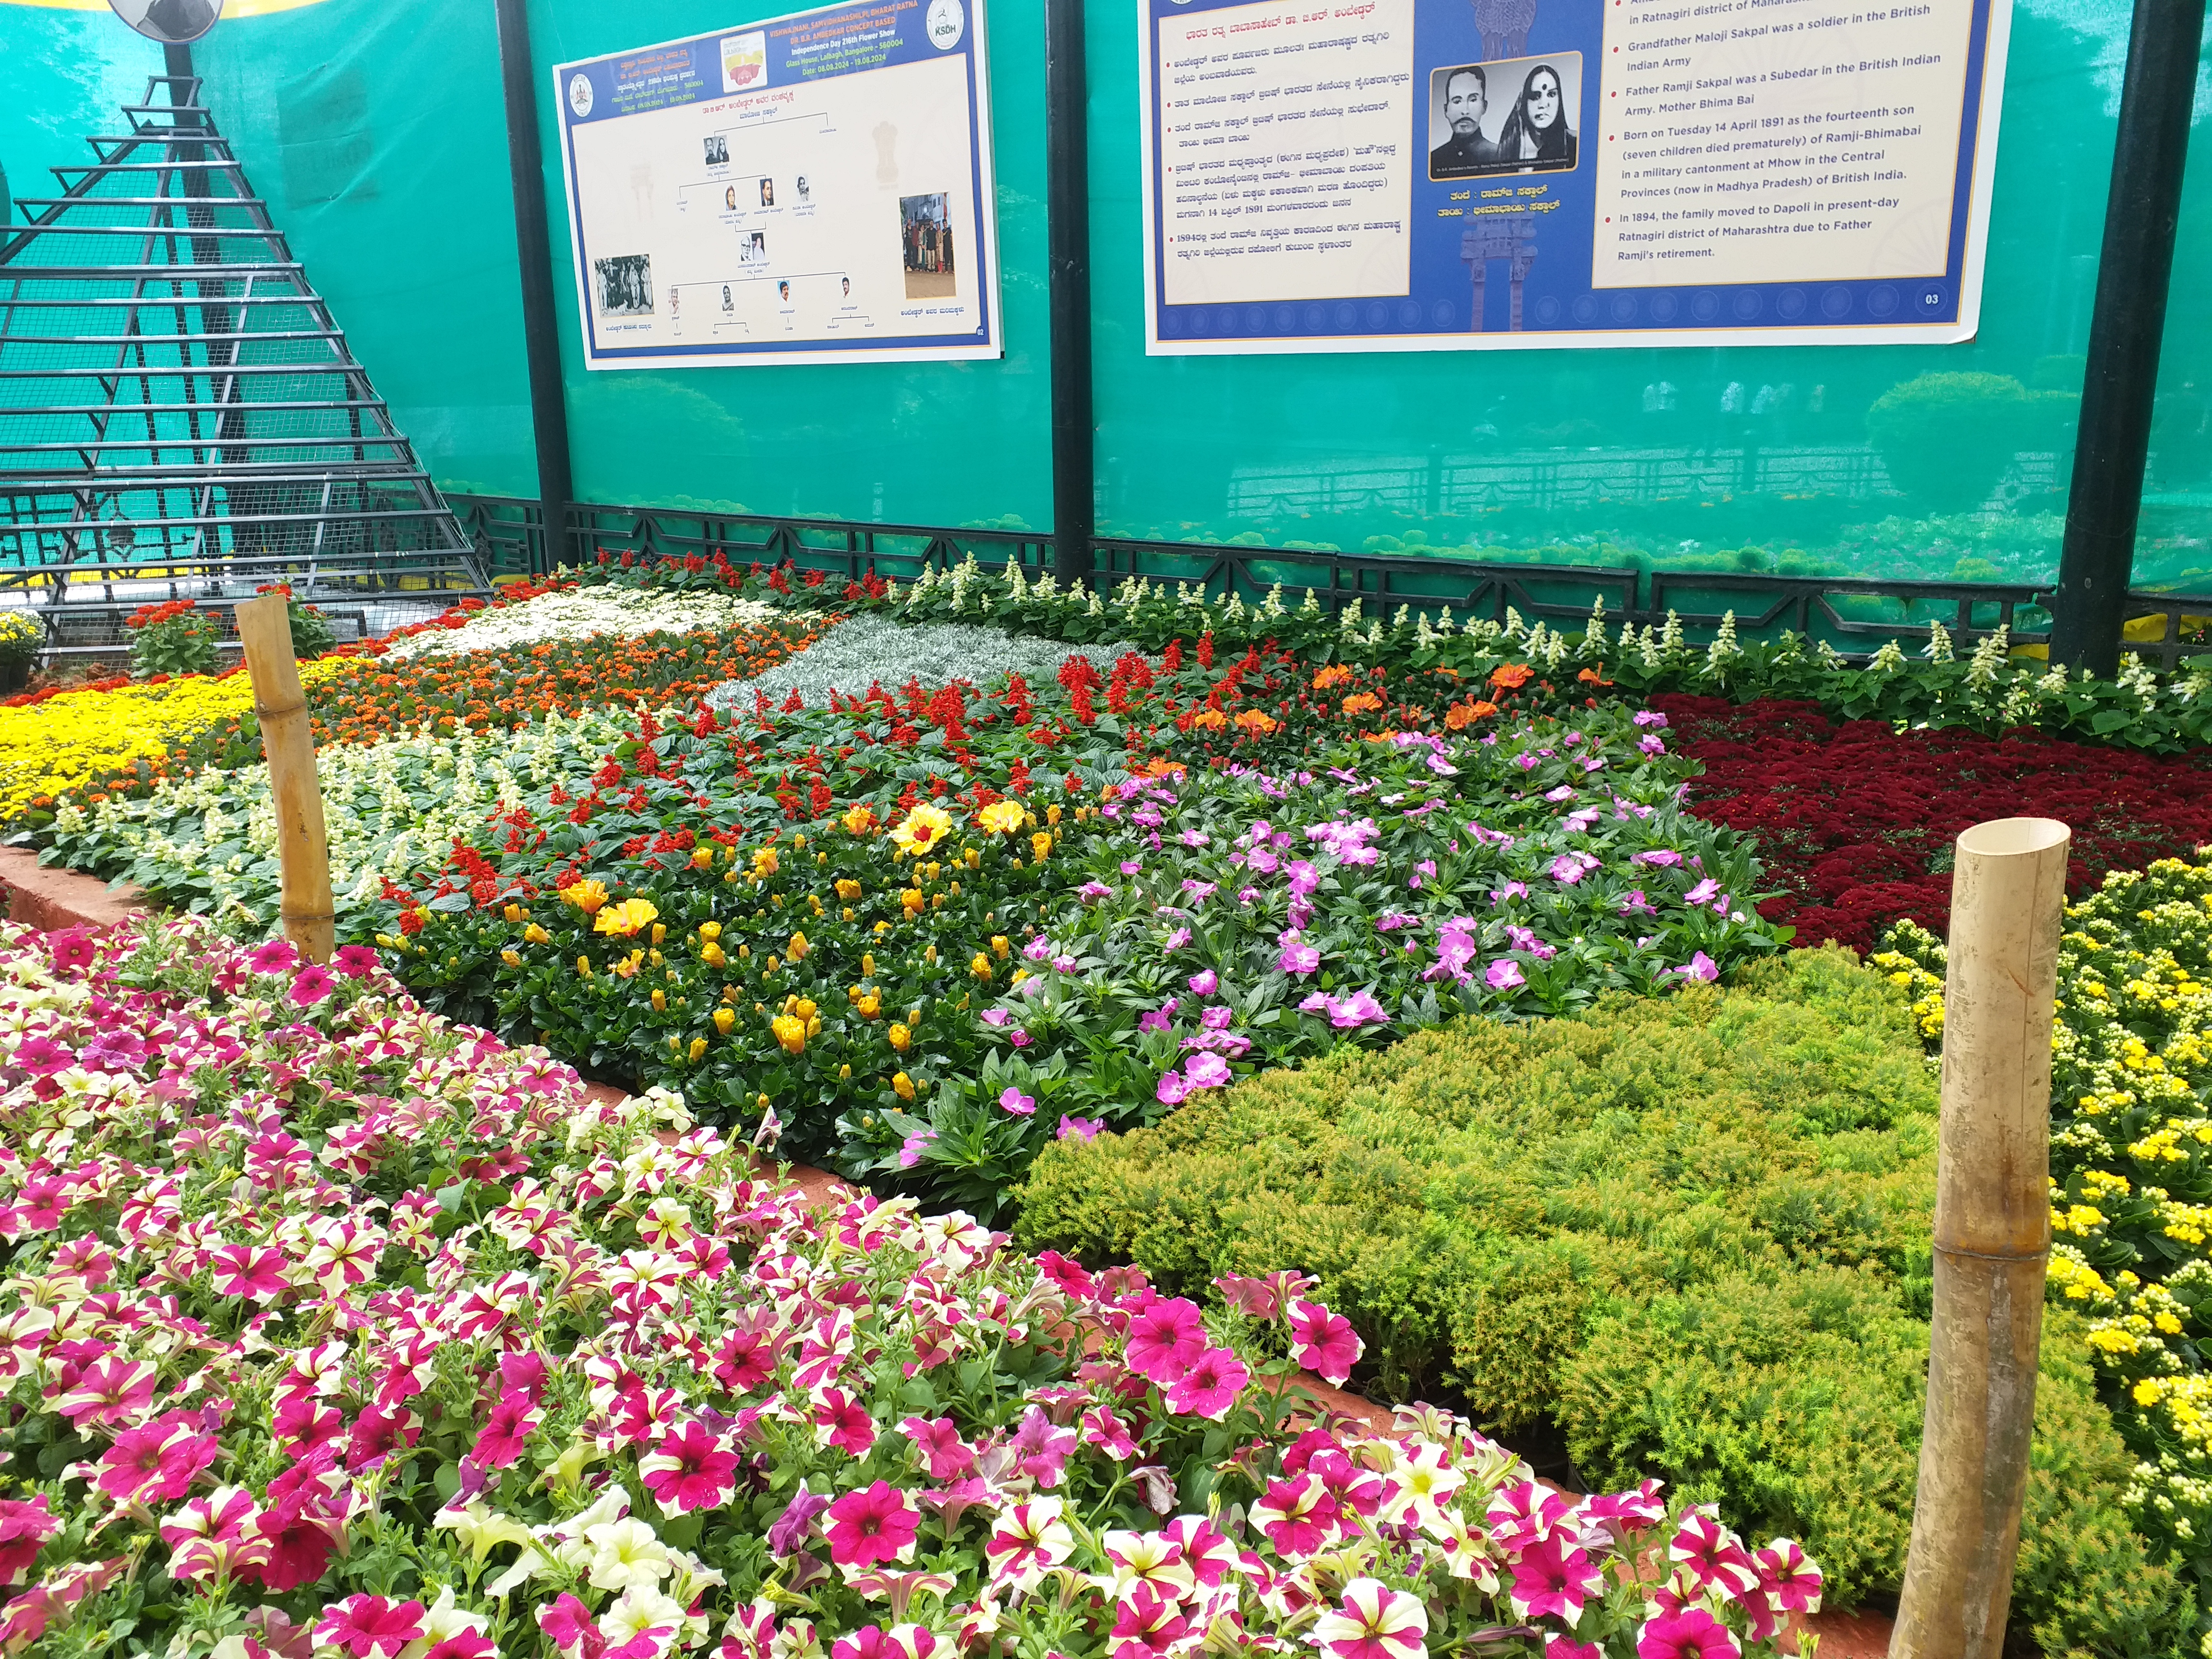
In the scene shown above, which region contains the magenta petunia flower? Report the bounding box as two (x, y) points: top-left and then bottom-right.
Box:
(1635, 1610), (1741, 1659)
(824, 1480), (920, 1569)
(1486, 959), (1526, 991)
(1124, 1295), (1208, 1384)
(469, 1388), (541, 1469)
(1164, 1345), (1250, 1420)
(1311, 1577), (1428, 1659)
(639, 1419), (739, 1515)
(315, 1596), (428, 1659)
(998, 1086), (1036, 1117)
(288, 964), (337, 1007)
(246, 938), (300, 976)
(332, 944), (381, 979)
(0, 1497), (56, 1587)
(1289, 1298), (1364, 1385)
(1509, 1532), (1606, 1622)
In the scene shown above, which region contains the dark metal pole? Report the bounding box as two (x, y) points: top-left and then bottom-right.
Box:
(2050, 0), (2206, 675)
(1045, 0), (1095, 588)
(493, 0), (575, 577)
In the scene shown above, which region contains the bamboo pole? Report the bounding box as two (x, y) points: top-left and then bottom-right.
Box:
(234, 594), (335, 965)
(1892, 816), (2070, 1659)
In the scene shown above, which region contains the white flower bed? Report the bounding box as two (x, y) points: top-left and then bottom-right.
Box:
(706, 613), (1147, 709)
(381, 586), (797, 660)
(48, 707), (644, 920)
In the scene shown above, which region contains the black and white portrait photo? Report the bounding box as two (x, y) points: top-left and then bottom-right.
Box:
(1425, 52), (1581, 181)
(704, 134), (729, 166)
(591, 253), (654, 317)
(796, 175), (812, 203)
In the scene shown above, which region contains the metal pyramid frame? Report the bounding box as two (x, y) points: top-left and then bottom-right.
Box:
(0, 70), (488, 656)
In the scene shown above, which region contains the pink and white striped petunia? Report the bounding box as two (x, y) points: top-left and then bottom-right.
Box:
(1309, 1577), (1429, 1659)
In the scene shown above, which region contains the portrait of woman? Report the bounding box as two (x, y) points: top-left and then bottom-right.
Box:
(724, 185), (737, 210)
(1495, 62), (1575, 170)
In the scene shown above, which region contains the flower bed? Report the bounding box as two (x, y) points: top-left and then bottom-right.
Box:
(381, 585), (793, 661)
(0, 655), (366, 826)
(1654, 696), (2212, 952)
(41, 706), (642, 921)
(1016, 948), (2191, 1654)
(1875, 864), (2212, 1587)
(383, 659), (1782, 1214)
(704, 615), (1148, 713)
(0, 914), (1822, 1658)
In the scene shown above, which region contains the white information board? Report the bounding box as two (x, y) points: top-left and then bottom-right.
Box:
(555, 0), (1002, 370)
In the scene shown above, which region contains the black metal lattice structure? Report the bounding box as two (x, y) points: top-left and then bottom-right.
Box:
(0, 71), (487, 657)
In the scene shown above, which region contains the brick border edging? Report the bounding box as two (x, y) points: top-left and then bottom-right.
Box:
(0, 846), (147, 932)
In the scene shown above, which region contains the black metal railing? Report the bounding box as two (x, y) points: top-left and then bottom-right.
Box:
(443, 493), (2212, 673)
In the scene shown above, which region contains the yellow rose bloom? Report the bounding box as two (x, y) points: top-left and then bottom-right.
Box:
(901, 889), (925, 916)
(692, 845), (715, 870)
(858, 993), (882, 1019)
(699, 921), (722, 942)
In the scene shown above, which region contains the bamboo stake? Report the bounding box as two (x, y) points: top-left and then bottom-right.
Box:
(1892, 816), (2069, 1659)
(234, 594), (335, 965)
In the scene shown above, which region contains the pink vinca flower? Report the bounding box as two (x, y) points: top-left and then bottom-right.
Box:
(1289, 1298), (1363, 1385)
(1310, 1577), (1429, 1659)
(824, 1480), (921, 1570)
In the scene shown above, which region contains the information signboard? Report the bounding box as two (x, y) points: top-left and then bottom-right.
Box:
(555, 0), (1001, 370)
(1141, 0), (2010, 353)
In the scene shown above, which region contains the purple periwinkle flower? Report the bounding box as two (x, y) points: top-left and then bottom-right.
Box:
(1639, 735), (1667, 756)
(1009, 1029), (1034, 1048)
(1633, 710), (1669, 729)
(1077, 881), (1115, 902)
(898, 1130), (937, 1169)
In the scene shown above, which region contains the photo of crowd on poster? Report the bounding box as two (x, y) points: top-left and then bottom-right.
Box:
(900, 192), (956, 298)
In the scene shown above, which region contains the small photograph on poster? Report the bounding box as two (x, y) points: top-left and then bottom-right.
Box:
(759, 177), (776, 207)
(704, 134), (728, 166)
(1425, 53), (1581, 182)
(592, 253), (654, 317)
(900, 192), (955, 298)
(723, 185), (739, 212)
(721, 30), (767, 92)
(741, 231), (768, 266)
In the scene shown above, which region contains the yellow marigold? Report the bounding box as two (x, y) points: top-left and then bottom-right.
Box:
(771, 1014), (806, 1054)
(561, 879), (610, 915)
(978, 800), (1027, 835)
(593, 898), (660, 938)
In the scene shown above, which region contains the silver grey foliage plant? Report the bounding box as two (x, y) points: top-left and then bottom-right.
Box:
(705, 614), (1150, 710)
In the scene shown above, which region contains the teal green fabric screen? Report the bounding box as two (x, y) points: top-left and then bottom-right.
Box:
(0, 0), (2203, 586)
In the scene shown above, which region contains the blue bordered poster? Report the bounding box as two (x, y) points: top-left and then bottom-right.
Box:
(1140, 0), (2010, 353)
(555, 0), (1002, 370)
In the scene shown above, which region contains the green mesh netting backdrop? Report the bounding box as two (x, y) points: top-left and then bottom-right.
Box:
(0, 0), (2204, 586)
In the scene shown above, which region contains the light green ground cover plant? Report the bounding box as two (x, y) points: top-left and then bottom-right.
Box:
(1017, 947), (2198, 1656)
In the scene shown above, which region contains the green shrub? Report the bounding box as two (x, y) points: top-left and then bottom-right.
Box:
(1017, 946), (2194, 1650)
